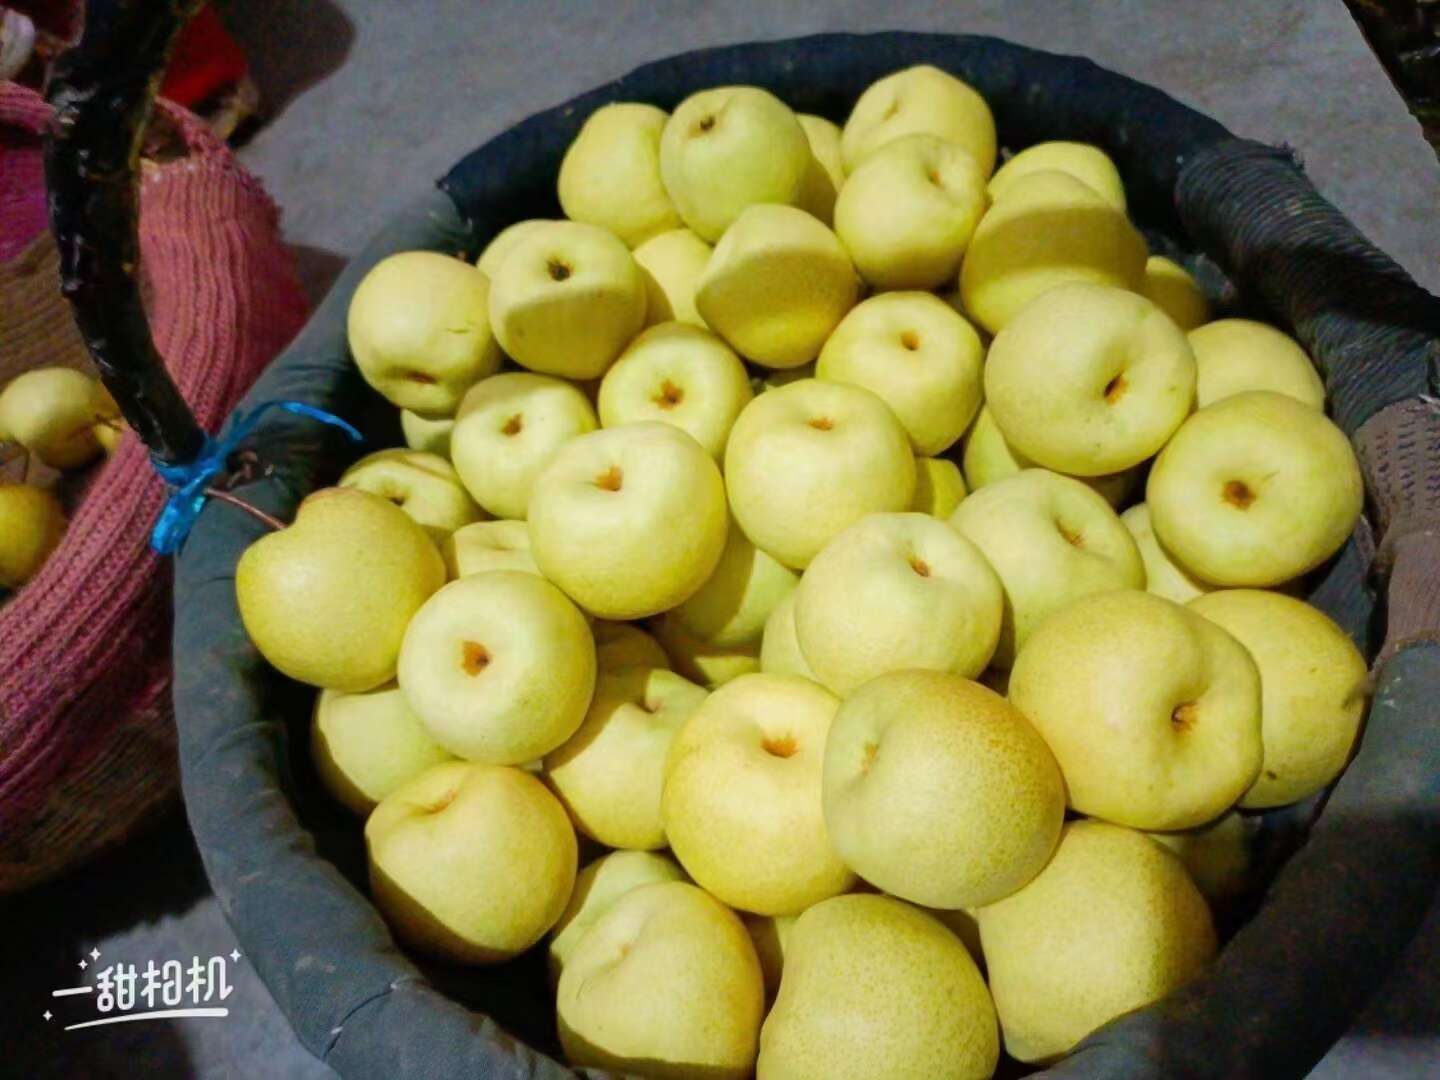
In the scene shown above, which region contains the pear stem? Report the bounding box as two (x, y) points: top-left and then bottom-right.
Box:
(204, 488), (285, 532)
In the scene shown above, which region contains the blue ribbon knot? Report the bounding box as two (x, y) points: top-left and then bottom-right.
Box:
(150, 400), (363, 555)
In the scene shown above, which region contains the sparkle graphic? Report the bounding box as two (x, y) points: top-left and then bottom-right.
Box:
(89, 948), (101, 961)
(230, 950), (241, 962)
(77, 960), (87, 971)
(42, 1011), (52, 1022)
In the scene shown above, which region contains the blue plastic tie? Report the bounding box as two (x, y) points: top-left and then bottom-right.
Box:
(150, 400), (364, 555)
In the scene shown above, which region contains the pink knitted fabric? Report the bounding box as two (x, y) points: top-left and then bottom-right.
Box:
(0, 82), (308, 884)
(0, 84), (48, 261)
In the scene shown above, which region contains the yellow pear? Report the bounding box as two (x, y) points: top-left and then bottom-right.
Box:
(0, 367), (107, 469)
(1189, 589), (1369, 807)
(842, 64), (996, 176)
(311, 682), (455, 815)
(597, 321), (753, 459)
(1147, 809), (1255, 904)
(593, 619), (670, 672)
(557, 880), (764, 1079)
(983, 283), (1197, 476)
(911, 456), (967, 517)
(672, 516), (799, 649)
(558, 102), (680, 247)
(950, 470), (1145, 666)
(662, 673), (855, 914)
(653, 613), (760, 688)
(633, 227), (712, 326)
(744, 912), (797, 999)
(696, 204), (860, 369)
(440, 519), (538, 579)
(988, 140), (1126, 210)
(366, 761), (576, 964)
(758, 591), (817, 680)
(548, 850), (688, 982)
(339, 448), (482, 543)
(1141, 255), (1209, 331)
(236, 487), (445, 691)
(0, 483), (66, 588)
(960, 404), (1136, 507)
(659, 85), (811, 242)
(487, 220), (647, 379)
(977, 821), (1216, 1063)
(1121, 502), (1212, 604)
(795, 512), (1003, 693)
(528, 423), (728, 619)
(959, 169), (1147, 334)
(346, 252), (501, 414)
(396, 570), (596, 764)
(823, 670), (1064, 907)
(1147, 391), (1363, 586)
(544, 665), (708, 850)
(1188, 318), (1325, 409)
(834, 134), (987, 290)
(399, 408), (454, 456)
(816, 290), (984, 454)
(758, 893), (999, 1080)
(1009, 589), (1263, 830)
(476, 218), (552, 277)
(795, 113), (845, 224)
(724, 379), (915, 568)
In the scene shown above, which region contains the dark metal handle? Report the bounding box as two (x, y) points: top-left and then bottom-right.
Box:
(44, 0), (206, 466)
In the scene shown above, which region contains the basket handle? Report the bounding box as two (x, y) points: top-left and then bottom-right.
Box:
(44, 0), (206, 467)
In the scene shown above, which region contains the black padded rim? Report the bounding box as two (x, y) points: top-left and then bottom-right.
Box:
(173, 31), (1440, 1080)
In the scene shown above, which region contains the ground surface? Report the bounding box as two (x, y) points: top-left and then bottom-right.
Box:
(4, 1), (1437, 1077)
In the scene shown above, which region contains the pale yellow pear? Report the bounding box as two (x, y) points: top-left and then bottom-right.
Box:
(339, 448), (482, 543)
(544, 665), (708, 850)
(795, 512), (1003, 694)
(593, 620), (670, 672)
(347, 252), (501, 414)
(984, 283), (1197, 476)
(558, 102), (680, 247)
(597, 321), (753, 459)
(488, 220), (647, 379)
(1147, 809), (1256, 904)
(758, 591), (817, 680)
(662, 673), (855, 915)
(673, 516), (798, 649)
(835, 134), (987, 289)
(529, 423), (727, 619)
(724, 379), (915, 569)
(557, 881), (764, 1079)
(311, 682), (455, 815)
(1009, 589), (1263, 830)
(366, 761), (576, 964)
(795, 113), (845, 225)
(1188, 318), (1325, 409)
(1189, 589), (1369, 807)
(448, 371), (597, 521)
(744, 913), (797, 999)
(842, 64), (997, 176)
(696, 204), (860, 369)
(476, 218), (552, 277)
(396, 570), (596, 764)
(1147, 391), (1363, 586)
(399, 408), (454, 456)
(441, 519), (538, 579)
(758, 893), (999, 1080)
(1141, 255), (1209, 331)
(977, 821), (1216, 1064)
(960, 169), (1147, 334)
(823, 670), (1064, 908)
(912, 456), (967, 517)
(633, 227), (712, 326)
(236, 487), (445, 692)
(950, 470), (1145, 666)
(960, 404), (1136, 507)
(988, 141), (1126, 210)
(659, 85), (811, 242)
(548, 850), (687, 982)
(816, 290), (983, 454)
(1121, 502), (1212, 604)
(653, 613), (760, 688)
(0, 368), (107, 468)
(0, 483), (65, 588)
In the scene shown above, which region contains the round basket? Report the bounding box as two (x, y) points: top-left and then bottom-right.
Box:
(51, 21), (1440, 1080)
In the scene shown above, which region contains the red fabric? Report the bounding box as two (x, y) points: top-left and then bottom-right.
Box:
(160, 6), (249, 108)
(0, 82), (308, 840)
(0, 84), (49, 261)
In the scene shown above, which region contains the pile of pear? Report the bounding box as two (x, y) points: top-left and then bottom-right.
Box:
(235, 65), (1371, 1080)
(0, 367), (125, 592)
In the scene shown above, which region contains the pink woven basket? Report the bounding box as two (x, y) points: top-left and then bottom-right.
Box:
(0, 80), (308, 892)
